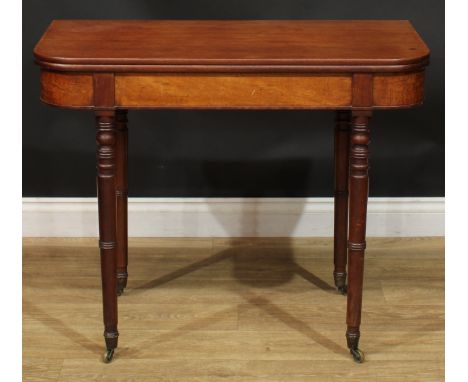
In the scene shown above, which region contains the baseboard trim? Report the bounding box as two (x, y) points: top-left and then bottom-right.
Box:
(22, 197), (444, 237)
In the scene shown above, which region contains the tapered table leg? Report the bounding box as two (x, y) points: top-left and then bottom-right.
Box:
(95, 110), (119, 363)
(333, 111), (350, 294)
(346, 110), (371, 363)
(115, 110), (128, 296)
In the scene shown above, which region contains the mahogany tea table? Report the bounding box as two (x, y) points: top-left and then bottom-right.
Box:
(34, 20), (430, 363)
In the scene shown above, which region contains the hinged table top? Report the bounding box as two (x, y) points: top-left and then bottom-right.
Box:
(34, 20), (429, 73)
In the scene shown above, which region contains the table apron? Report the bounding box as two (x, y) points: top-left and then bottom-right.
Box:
(39, 70), (425, 110)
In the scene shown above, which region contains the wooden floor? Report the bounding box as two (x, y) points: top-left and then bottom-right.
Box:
(23, 237), (444, 381)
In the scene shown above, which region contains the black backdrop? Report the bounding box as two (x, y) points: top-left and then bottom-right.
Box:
(23, 0), (444, 197)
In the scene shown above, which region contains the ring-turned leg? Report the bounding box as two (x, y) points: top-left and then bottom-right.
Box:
(115, 110), (128, 296)
(96, 110), (119, 362)
(346, 110), (371, 363)
(333, 111), (351, 294)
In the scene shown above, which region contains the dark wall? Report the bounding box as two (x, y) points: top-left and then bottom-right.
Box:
(23, 0), (444, 197)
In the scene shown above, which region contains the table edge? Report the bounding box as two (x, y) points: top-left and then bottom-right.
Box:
(34, 19), (431, 74)
(34, 57), (430, 74)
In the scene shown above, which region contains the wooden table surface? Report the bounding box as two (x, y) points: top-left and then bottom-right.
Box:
(35, 20), (429, 72)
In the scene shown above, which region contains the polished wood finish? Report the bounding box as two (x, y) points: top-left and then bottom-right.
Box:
(115, 110), (128, 295)
(95, 111), (119, 351)
(40, 70), (426, 110)
(346, 111), (371, 352)
(40, 71), (93, 107)
(33, 20), (430, 361)
(352, 74), (374, 108)
(373, 71), (425, 107)
(115, 74), (352, 109)
(34, 20), (429, 72)
(35, 20), (430, 110)
(23, 237), (445, 381)
(93, 73), (115, 108)
(333, 111), (350, 291)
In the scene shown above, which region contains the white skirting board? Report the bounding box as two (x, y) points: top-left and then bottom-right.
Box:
(22, 197), (444, 237)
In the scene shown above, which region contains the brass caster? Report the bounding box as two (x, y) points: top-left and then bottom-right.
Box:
(117, 277), (127, 297)
(350, 348), (365, 363)
(338, 285), (347, 295)
(103, 348), (115, 363)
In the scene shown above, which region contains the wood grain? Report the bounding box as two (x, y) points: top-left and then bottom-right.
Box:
(40, 71), (93, 107)
(34, 20), (429, 73)
(36, 21), (429, 109)
(95, 111), (119, 352)
(39, 70), (427, 109)
(352, 74), (373, 107)
(346, 111), (371, 352)
(115, 74), (352, 109)
(93, 73), (115, 108)
(23, 237), (444, 381)
(115, 110), (128, 295)
(373, 71), (425, 107)
(333, 111), (350, 290)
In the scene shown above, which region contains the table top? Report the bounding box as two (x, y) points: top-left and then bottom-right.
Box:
(34, 20), (429, 73)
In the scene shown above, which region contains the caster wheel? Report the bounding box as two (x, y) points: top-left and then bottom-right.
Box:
(338, 285), (347, 295)
(350, 348), (365, 363)
(117, 279), (127, 296)
(103, 348), (115, 363)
